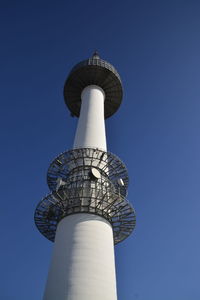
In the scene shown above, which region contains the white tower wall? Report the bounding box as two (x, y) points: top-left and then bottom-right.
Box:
(73, 85), (107, 150)
(43, 84), (118, 300)
(43, 214), (117, 300)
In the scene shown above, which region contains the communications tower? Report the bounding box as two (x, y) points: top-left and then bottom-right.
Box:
(35, 52), (136, 300)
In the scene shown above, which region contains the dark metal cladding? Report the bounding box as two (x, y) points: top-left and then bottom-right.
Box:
(63, 52), (123, 118)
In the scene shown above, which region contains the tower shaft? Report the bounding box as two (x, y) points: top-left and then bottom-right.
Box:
(43, 84), (117, 300)
(73, 85), (107, 150)
(43, 214), (117, 300)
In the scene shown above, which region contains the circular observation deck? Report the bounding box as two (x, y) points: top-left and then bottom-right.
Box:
(64, 52), (123, 118)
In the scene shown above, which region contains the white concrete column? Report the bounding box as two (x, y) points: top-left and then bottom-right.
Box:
(43, 214), (117, 300)
(43, 85), (118, 300)
(73, 85), (107, 151)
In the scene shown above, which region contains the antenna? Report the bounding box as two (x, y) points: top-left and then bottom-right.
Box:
(55, 177), (66, 191)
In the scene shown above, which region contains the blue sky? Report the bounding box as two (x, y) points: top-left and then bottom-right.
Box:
(1, 0), (200, 299)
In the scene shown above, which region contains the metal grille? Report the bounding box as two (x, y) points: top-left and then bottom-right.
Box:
(47, 148), (129, 197)
(34, 181), (136, 244)
(35, 147), (136, 244)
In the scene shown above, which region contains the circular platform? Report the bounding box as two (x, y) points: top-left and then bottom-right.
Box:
(47, 148), (129, 197)
(34, 185), (136, 244)
(64, 52), (123, 118)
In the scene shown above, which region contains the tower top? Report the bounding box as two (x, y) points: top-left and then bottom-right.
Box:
(92, 50), (100, 59)
(63, 52), (123, 118)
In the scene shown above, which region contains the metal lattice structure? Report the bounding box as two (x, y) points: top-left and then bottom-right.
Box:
(47, 148), (129, 197)
(35, 147), (136, 244)
(35, 179), (136, 244)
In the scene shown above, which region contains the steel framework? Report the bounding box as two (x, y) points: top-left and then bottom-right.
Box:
(35, 147), (136, 244)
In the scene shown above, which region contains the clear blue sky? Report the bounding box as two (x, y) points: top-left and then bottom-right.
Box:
(1, 0), (200, 299)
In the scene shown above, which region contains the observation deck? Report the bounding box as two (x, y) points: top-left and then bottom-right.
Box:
(64, 52), (123, 118)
